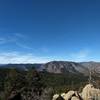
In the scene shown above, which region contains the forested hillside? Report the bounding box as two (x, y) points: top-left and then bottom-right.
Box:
(0, 66), (99, 100)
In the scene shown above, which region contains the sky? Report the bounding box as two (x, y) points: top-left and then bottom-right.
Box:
(0, 0), (100, 63)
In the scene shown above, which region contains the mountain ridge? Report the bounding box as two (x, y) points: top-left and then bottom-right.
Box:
(0, 61), (100, 75)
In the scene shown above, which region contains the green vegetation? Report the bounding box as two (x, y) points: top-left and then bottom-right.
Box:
(41, 72), (88, 93)
(0, 67), (99, 100)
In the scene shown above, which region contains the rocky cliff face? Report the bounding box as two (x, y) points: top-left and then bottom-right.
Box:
(42, 61), (100, 75)
(41, 61), (88, 74)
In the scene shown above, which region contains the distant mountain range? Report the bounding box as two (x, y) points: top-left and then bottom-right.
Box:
(0, 64), (42, 71)
(0, 61), (100, 75)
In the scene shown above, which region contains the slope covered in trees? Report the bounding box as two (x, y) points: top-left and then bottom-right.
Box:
(0, 66), (99, 100)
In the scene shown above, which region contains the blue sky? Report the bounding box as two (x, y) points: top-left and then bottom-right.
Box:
(0, 0), (100, 63)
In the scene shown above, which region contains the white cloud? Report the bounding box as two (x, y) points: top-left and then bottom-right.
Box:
(0, 52), (53, 64)
(0, 50), (99, 64)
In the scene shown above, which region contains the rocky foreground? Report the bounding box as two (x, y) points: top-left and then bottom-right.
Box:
(52, 84), (100, 100)
(7, 83), (100, 100)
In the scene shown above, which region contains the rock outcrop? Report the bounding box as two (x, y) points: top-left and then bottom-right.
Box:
(52, 84), (100, 100)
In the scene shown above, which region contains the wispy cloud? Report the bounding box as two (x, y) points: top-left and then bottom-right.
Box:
(0, 50), (99, 64)
(0, 36), (15, 44)
(0, 33), (33, 50)
(14, 33), (27, 39)
(0, 33), (50, 52)
(0, 52), (53, 64)
(15, 42), (33, 50)
(14, 33), (34, 50)
(68, 49), (90, 62)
